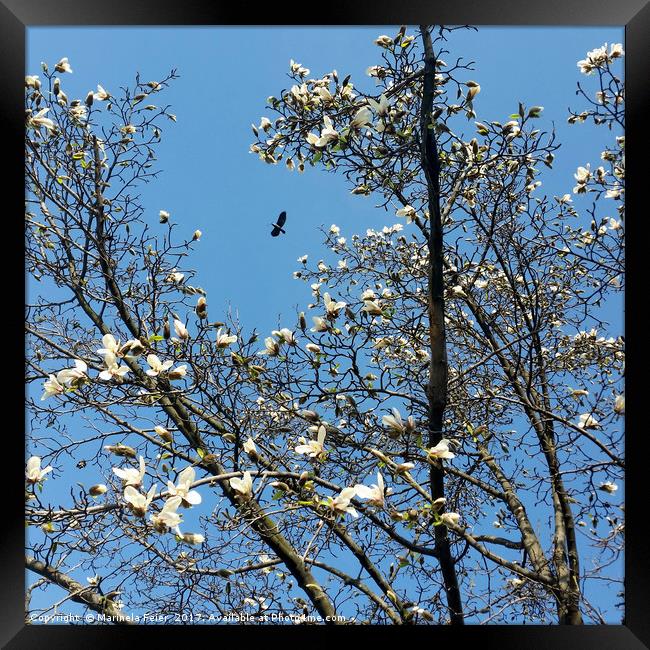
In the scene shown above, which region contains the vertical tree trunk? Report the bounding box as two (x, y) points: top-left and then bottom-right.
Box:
(419, 25), (464, 625)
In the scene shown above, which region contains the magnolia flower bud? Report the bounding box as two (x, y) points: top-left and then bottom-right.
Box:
(192, 229), (202, 241)
(104, 444), (137, 458)
(154, 426), (173, 443)
(163, 321), (170, 340)
(196, 296), (207, 319)
(159, 210), (170, 224)
(299, 471), (310, 483)
(89, 484), (107, 496)
(85, 91), (94, 107)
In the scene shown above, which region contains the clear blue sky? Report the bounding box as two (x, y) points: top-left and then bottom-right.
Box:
(26, 25), (624, 623)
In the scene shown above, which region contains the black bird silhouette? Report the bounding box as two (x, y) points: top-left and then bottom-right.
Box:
(271, 211), (287, 237)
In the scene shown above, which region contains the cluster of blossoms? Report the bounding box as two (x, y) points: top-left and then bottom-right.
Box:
(41, 327), (203, 399)
(41, 359), (89, 400)
(25, 58), (116, 138)
(577, 43), (624, 75)
(114, 456), (204, 544)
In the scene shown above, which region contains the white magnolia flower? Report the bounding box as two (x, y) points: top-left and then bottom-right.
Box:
(40, 375), (66, 401)
(260, 336), (281, 356)
(113, 455), (146, 487)
(28, 108), (56, 133)
(146, 354), (173, 376)
(368, 93), (390, 116)
(215, 328), (237, 349)
(307, 115), (339, 148)
(323, 292), (346, 317)
(273, 328), (296, 345)
(159, 210), (170, 223)
(295, 425), (326, 458)
(97, 333), (120, 357)
(577, 413), (600, 429)
(440, 512), (460, 527)
(350, 106), (373, 129)
(165, 270), (184, 283)
(173, 319), (190, 340)
(316, 86), (333, 101)
(243, 437), (258, 456)
(361, 300), (383, 316)
(168, 364), (187, 380)
(118, 339), (144, 358)
(374, 35), (393, 48)
(150, 496), (183, 532)
(167, 466), (202, 506)
(25, 75), (40, 89)
(509, 578), (525, 588)
(427, 439), (456, 460)
(57, 359), (88, 387)
(614, 394), (625, 415)
(124, 484), (157, 517)
(598, 481), (618, 494)
(230, 471), (254, 499)
(574, 165), (591, 183)
(330, 487), (359, 518)
(54, 57), (73, 73)
(395, 462), (415, 473)
(26, 456), (53, 483)
(354, 472), (389, 507)
(180, 532), (205, 545)
(396, 205), (417, 223)
(289, 59), (310, 77)
(329, 224), (340, 235)
(451, 285), (466, 298)
(297, 255), (308, 264)
(311, 316), (329, 332)
(382, 408), (405, 436)
(610, 43), (624, 58)
(99, 351), (130, 381)
(305, 343), (321, 354)
(258, 116), (272, 132)
(93, 84), (110, 101)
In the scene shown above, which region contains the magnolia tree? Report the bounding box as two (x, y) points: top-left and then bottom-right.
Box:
(25, 27), (624, 626)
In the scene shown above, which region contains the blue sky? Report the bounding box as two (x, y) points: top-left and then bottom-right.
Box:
(26, 25), (624, 623)
(27, 26), (623, 335)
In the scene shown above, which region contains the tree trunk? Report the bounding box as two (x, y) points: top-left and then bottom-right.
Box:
(419, 25), (464, 625)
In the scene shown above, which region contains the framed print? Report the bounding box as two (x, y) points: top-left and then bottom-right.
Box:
(3, 0), (648, 646)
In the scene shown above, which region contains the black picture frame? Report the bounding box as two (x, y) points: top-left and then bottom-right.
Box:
(3, 1), (648, 647)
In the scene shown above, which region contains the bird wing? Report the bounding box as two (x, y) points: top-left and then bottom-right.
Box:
(271, 227), (281, 237)
(276, 211), (287, 227)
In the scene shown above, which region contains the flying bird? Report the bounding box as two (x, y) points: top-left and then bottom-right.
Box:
(271, 211), (287, 237)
